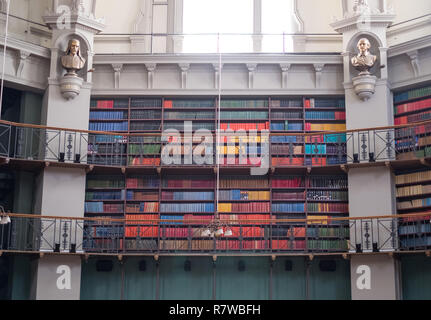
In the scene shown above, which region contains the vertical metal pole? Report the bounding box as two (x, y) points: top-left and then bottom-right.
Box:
(212, 260), (216, 300)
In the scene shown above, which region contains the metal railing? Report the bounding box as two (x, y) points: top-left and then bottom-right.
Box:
(1, 212), (430, 255)
(1, 120), (430, 169)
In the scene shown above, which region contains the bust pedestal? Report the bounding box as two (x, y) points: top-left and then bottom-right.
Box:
(59, 73), (83, 100)
(352, 74), (377, 101)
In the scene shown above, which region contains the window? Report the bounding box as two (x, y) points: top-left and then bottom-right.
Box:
(262, 0), (294, 52)
(183, 0), (253, 53)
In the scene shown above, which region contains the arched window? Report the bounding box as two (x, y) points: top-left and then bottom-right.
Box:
(262, 0), (295, 52)
(183, 0), (253, 53)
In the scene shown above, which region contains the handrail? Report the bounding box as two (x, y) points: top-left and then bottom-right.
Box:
(3, 211), (431, 224)
(1, 118), (430, 137)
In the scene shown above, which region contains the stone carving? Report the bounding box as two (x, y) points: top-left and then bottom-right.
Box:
(351, 38), (377, 76)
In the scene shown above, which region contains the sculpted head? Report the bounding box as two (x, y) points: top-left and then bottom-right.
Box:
(357, 38), (371, 55)
(67, 39), (81, 56)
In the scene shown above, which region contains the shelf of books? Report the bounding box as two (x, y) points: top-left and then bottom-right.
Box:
(270, 97), (347, 168)
(217, 174), (271, 251)
(162, 99), (216, 166)
(160, 175), (215, 251)
(84, 175), (126, 252)
(394, 85), (431, 161)
(395, 169), (431, 250)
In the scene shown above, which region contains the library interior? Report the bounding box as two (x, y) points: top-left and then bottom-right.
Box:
(0, 0), (431, 300)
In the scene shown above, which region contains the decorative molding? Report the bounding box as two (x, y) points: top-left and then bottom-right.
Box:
(212, 63), (223, 90)
(112, 63), (123, 89)
(313, 64), (325, 88)
(0, 35), (50, 59)
(406, 50), (420, 78)
(280, 63), (291, 89)
(179, 63), (190, 89)
(246, 63), (257, 89)
(145, 63), (156, 89)
(16, 50), (31, 77)
(388, 35), (431, 58)
(94, 53), (343, 66)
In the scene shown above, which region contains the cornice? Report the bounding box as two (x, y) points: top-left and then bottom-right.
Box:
(43, 14), (105, 34)
(93, 53), (343, 66)
(0, 35), (51, 59)
(331, 14), (396, 33)
(388, 35), (431, 58)
(90, 88), (345, 96)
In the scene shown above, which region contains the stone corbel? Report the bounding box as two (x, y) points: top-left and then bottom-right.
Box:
(246, 63), (257, 89)
(112, 64), (123, 89)
(145, 63), (157, 89)
(280, 63), (291, 89)
(16, 50), (31, 77)
(212, 63), (223, 90)
(313, 64), (325, 88)
(179, 63), (190, 89)
(406, 50), (420, 78)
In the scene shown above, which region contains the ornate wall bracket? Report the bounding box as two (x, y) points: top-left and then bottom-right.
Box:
(352, 74), (377, 101)
(59, 74), (83, 100)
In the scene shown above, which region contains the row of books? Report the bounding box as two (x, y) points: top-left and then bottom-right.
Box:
(395, 98), (431, 116)
(395, 110), (431, 125)
(128, 144), (161, 155)
(395, 125), (431, 139)
(218, 178), (268, 189)
(307, 239), (348, 250)
(130, 122), (162, 131)
(218, 157), (262, 166)
(271, 122), (303, 131)
(307, 177), (348, 189)
(89, 144), (127, 154)
(398, 198), (431, 210)
(131, 99), (162, 108)
(126, 202), (159, 213)
(272, 203), (305, 213)
(160, 203), (215, 213)
(272, 240), (306, 250)
(271, 145), (303, 154)
(90, 111), (127, 120)
(164, 111), (215, 120)
(220, 100), (269, 108)
(271, 136), (303, 143)
(85, 191), (125, 200)
(130, 136), (161, 143)
(272, 177), (304, 188)
(126, 177), (159, 188)
(305, 111), (346, 120)
(126, 191), (159, 201)
(163, 122), (214, 130)
(399, 223), (431, 236)
(128, 157), (161, 166)
(84, 202), (124, 213)
(220, 122), (269, 131)
(273, 192), (305, 200)
(89, 122), (128, 132)
(125, 214), (159, 224)
(307, 227), (349, 238)
(86, 226), (124, 238)
(123, 239), (158, 250)
(220, 111), (268, 120)
(219, 214), (271, 224)
(161, 191), (214, 201)
(394, 86), (431, 103)
(306, 202), (349, 213)
(91, 100), (129, 109)
(130, 110), (161, 119)
(306, 190), (349, 201)
(125, 226), (158, 238)
(305, 144), (327, 155)
(270, 100), (303, 108)
(218, 202), (271, 213)
(397, 150), (431, 161)
(395, 170), (431, 185)
(399, 237), (431, 248)
(304, 134), (347, 143)
(87, 177), (125, 189)
(218, 190), (270, 201)
(397, 184), (431, 198)
(305, 98), (346, 109)
(271, 111), (303, 119)
(162, 179), (214, 188)
(305, 123), (347, 132)
(164, 100), (214, 108)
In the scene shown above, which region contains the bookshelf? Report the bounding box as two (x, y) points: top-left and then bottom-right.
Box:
(395, 169), (431, 250)
(394, 85), (431, 161)
(85, 95), (349, 253)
